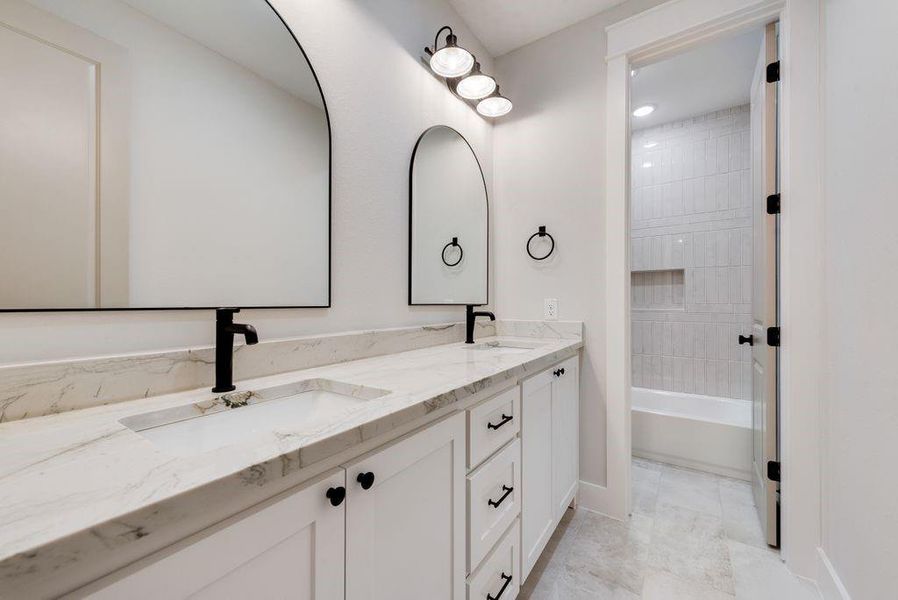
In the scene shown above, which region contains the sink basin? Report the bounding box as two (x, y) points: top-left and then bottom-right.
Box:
(121, 379), (390, 456)
(466, 341), (543, 354)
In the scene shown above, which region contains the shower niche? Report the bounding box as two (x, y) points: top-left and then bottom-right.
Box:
(631, 269), (685, 311)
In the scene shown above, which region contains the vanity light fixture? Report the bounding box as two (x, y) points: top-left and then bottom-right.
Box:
(424, 26), (512, 119)
(633, 104), (656, 117)
(428, 26), (474, 77)
(477, 86), (513, 118)
(456, 62), (497, 100)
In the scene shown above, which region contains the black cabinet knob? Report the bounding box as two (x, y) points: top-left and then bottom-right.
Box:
(357, 471), (375, 490)
(738, 334), (754, 346)
(325, 486), (345, 507)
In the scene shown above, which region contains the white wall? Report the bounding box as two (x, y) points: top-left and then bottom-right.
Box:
(0, 0), (494, 364)
(492, 0), (667, 488)
(821, 0), (898, 596)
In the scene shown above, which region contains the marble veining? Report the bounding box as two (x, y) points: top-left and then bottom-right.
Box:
(0, 330), (581, 597)
(0, 320), (501, 423)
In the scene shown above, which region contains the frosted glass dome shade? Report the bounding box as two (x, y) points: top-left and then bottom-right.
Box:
(477, 92), (512, 118)
(430, 45), (474, 78)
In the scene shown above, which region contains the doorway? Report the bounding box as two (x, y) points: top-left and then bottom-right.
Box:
(626, 23), (780, 548)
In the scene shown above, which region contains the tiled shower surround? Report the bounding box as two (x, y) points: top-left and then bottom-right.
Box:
(631, 106), (752, 400)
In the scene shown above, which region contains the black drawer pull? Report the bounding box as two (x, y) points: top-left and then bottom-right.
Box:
(356, 472), (375, 490)
(487, 414), (513, 430)
(488, 485), (513, 508)
(487, 572), (513, 600)
(325, 486), (345, 507)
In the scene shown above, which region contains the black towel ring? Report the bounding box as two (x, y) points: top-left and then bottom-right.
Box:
(442, 237), (463, 267)
(526, 226), (555, 261)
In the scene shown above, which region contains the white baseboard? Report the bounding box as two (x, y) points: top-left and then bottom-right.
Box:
(816, 548), (851, 600)
(576, 479), (627, 520)
(633, 449), (752, 481)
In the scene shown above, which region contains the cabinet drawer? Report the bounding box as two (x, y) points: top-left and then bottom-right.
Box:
(467, 519), (520, 600)
(467, 438), (521, 573)
(468, 386), (520, 470)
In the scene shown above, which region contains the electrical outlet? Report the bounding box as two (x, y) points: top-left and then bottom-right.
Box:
(544, 298), (558, 320)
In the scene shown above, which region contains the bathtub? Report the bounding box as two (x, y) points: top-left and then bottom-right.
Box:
(631, 387), (752, 481)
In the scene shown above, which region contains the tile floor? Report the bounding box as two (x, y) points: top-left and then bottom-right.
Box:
(519, 459), (820, 599)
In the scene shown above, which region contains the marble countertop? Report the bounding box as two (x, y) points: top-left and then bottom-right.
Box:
(0, 335), (580, 591)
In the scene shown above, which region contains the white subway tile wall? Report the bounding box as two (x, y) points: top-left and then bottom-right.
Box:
(631, 106), (753, 400)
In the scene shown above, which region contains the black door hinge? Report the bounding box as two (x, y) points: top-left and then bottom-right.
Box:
(766, 193), (781, 215)
(767, 460), (781, 482)
(766, 61), (780, 83)
(767, 326), (781, 347)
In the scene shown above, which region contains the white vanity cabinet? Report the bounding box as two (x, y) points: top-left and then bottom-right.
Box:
(82, 470), (347, 600)
(67, 353), (581, 600)
(520, 355), (580, 580)
(345, 413), (466, 600)
(80, 413), (466, 600)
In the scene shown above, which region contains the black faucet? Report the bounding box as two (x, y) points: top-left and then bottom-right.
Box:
(212, 308), (259, 393)
(465, 304), (495, 344)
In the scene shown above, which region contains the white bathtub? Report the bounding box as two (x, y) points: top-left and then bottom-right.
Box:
(631, 387), (752, 481)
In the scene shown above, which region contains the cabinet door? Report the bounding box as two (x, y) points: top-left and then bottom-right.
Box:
(346, 413), (465, 600)
(83, 470), (346, 600)
(552, 355), (580, 521)
(520, 370), (554, 580)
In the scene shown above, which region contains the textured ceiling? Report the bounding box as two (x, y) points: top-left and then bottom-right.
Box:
(448, 0), (627, 57)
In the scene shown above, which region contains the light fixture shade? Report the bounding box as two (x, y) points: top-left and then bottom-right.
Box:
(477, 87), (512, 118)
(456, 62), (496, 100)
(430, 33), (474, 78)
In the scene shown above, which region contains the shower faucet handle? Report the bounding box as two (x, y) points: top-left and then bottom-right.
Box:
(738, 334), (754, 346)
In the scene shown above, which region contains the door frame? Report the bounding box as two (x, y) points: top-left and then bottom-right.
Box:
(601, 0), (824, 580)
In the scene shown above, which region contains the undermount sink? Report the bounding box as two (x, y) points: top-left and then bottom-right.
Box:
(466, 341), (543, 354)
(120, 379), (390, 456)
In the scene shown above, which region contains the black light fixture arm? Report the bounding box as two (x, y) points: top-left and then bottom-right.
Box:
(432, 25), (453, 53)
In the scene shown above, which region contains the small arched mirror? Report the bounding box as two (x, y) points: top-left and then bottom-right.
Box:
(409, 126), (488, 305)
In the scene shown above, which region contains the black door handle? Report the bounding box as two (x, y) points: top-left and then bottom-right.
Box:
(738, 334), (754, 346)
(325, 486), (345, 507)
(488, 485), (514, 508)
(487, 572), (513, 600)
(356, 472), (375, 490)
(487, 414), (513, 430)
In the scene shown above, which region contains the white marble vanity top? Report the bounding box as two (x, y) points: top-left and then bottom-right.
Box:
(0, 333), (581, 594)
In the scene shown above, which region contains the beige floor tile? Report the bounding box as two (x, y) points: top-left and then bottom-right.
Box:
(642, 569), (736, 599)
(727, 540), (819, 600)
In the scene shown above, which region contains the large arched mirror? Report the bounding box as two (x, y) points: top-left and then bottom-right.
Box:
(0, 0), (330, 310)
(409, 126), (488, 305)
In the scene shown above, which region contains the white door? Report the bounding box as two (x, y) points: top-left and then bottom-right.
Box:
(552, 356), (580, 521)
(0, 0), (129, 308)
(521, 369), (554, 580)
(749, 22), (780, 548)
(345, 413), (466, 600)
(81, 470), (346, 599)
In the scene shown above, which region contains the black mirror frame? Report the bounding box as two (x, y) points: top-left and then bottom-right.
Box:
(0, 0), (332, 313)
(408, 125), (489, 306)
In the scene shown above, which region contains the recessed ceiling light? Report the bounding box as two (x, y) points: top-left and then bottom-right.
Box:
(643, 141), (658, 149)
(642, 161), (653, 169)
(632, 104), (655, 118)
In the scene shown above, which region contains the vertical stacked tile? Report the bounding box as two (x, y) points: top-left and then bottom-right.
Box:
(630, 106), (753, 400)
